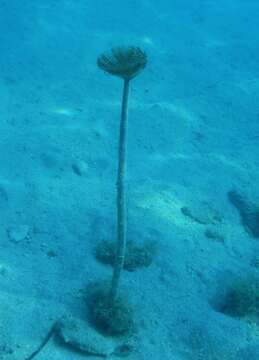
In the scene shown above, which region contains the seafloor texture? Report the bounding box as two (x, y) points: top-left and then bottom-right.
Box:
(0, 1), (258, 359)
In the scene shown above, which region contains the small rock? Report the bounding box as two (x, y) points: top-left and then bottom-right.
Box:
(0, 264), (7, 276)
(181, 202), (222, 225)
(7, 225), (30, 243)
(0, 343), (14, 355)
(72, 160), (88, 176)
(56, 316), (115, 357)
(250, 256), (259, 268)
(47, 250), (57, 258)
(228, 190), (259, 238)
(0, 186), (8, 208)
(236, 345), (259, 359)
(205, 228), (225, 242)
(113, 340), (136, 357)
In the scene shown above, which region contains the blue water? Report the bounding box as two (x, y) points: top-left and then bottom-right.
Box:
(0, 1), (258, 359)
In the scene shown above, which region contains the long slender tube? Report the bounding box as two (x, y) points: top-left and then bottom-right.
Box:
(109, 78), (130, 304)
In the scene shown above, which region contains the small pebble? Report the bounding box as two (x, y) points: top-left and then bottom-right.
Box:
(7, 225), (30, 243)
(47, 250), (58, 258)
(205, 228), (225, 242)
(72, 160), (89, 176)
